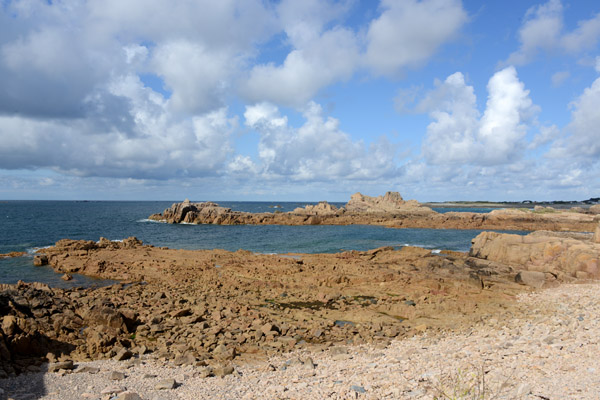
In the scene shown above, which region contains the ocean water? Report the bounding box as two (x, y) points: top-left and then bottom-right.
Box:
(0, 201), (519, 288)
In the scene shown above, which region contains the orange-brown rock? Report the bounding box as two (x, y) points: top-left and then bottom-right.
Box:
(345, 191), (423, 212)
(0, 252), (26, 259)
(149, 193), (598, 232)
(292, 201), (340, 215)
(470, 230), (600, 281)
(20, 236), (545, 372)
(149, 199), (233, 224)
(7, 225), (598, 377)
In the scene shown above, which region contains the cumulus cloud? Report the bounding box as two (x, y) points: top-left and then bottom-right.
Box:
(422, 67), (538, 165)
(152, 40), (235, 114)
(242, 0), (360, 106)
(0, 0), (277, 119)
(550, 75), (600, 160)
(365, 0), (468, 76)
(507, 0), (600, 65)
(242, 0), (467, 105)
(0, 74), (236, 179)
(244, 102), (399, 181)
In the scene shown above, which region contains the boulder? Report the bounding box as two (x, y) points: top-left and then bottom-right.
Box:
(589, 204), (600, 214)
(155, 378), (177, 390)
(33, 255), (48, 266)
(515, 271), (546, 288)
(594, 223), (600, 244)
(48, 360), (74, 372)
(470, 231), (600, 279)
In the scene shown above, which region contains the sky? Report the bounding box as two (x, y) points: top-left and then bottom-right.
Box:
(0, 0), (599, 202)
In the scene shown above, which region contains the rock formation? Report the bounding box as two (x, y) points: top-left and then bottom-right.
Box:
(292, 201), (340, 215)
(345, 191), (422, 212)
(594, 222), (600, 243)
(149, 199), (232, 224)
(470, 230), (600, 284)
(0, 235), (548, 376)
(148, 193), (598, 232)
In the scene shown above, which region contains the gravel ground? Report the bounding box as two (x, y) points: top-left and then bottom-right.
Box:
(2, 283), (600, 400)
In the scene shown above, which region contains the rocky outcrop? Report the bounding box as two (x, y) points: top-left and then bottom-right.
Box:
(293, 201), (340, 215)
(12, 236), (544, 377)
(149, 199), (233, 224)
(0, 252), (27, 259)
(148, 193), (598, 232)
(589, 204), (600, 214)
(470, 230), (600, 285)
(0, 281), (145, 377)
(345, 191), (423, 213)
(594, 222), (600, 243)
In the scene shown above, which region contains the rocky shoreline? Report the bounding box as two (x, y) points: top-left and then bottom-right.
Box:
(149, 192), (600, 232)
(1, 194), (599, 398)
(2, 283), (600, 399)
(0, 239), (523, 378)
(1, 224), (598, 382)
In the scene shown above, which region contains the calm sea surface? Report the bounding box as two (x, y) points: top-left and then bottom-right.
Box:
(0, 201), (512, 288)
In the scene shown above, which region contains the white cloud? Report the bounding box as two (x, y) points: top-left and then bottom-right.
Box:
(561, 13), (600, 53)
(596, 56), (600, 73)
(550, 75), (600, 160)
(242, 0), (360, 107)
(506, 0), (563, 65)
(243, 0), (467, 106)
(276, 0), (352, 47)
(0, 74), (236, 179)
(422, 67), (538, 165)
(365, 0), (468, 76)
(507, 0), (600, 65)
(244, 102), (399, 181)
(152, 40), (235, 114)
(529, 125), (560, 149)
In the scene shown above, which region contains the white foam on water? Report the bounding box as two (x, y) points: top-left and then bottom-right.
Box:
(402, 243), (435, 249)
(431, 249), (441, 254)
(137, 218), (166, 223)
(27, 245), (52, 255)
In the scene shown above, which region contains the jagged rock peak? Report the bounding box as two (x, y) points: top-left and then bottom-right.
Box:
(293, 201), (340, 215)
(345, 191), (419, 212)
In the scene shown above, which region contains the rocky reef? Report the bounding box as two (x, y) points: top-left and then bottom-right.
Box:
(149, 192), (599, 232)
(0, 234), (545, 377)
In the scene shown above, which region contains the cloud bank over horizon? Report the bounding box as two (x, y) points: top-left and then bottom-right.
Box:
(0, 0), (599, 201)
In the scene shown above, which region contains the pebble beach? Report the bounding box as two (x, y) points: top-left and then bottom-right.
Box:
(3, 282), (599, 400)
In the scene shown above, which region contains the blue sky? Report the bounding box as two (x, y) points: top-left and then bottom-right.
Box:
(0, 0), (599, 202)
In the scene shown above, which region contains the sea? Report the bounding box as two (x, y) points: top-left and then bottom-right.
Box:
(0, 200), (510, 289)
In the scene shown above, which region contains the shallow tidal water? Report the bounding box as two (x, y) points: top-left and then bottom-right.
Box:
(0, 200), (515, 287)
